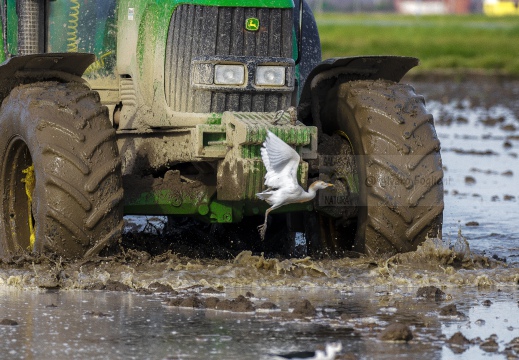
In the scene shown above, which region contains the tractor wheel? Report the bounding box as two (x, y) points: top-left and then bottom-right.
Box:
(316, 79), (444, 256)
(0, 81), (124, 258)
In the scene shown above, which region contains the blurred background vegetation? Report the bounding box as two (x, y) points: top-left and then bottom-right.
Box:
(308, 0), (519, 75)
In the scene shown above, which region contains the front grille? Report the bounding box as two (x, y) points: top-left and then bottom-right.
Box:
(17, 0), (44, 55)
(165, 5), (293, 113)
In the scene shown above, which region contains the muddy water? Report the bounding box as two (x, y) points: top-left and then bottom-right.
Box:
(0, 286), (517, 359)
(1, 76), (519, 359)
(411, 75), (519, 263)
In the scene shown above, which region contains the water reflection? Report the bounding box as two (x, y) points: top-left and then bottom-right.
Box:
(411, 78), (519, 263)
(0, 287), (517, 359)
(1, 78), (518, 360)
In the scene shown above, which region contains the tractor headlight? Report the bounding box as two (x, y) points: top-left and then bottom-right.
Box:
(255, 66), (286, 86)
(214, 65), (245, 85)
(191, 57), (294, 91)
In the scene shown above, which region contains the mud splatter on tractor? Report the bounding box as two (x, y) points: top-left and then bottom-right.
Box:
(0, 0), (443, 258)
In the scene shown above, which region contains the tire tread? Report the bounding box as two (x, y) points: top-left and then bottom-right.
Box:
(338, 79), (444, 255)
(0, 81), (123, 257)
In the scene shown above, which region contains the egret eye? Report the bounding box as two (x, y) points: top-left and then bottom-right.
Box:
(256, 66), (285, 86)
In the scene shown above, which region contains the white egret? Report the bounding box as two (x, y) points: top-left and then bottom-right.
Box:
(270, 342), (343, 360)
(256, 131), (333, 239)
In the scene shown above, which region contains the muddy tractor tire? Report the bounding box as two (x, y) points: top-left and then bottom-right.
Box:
(320, 79), (444, 256)
(0, 81), (124, 258)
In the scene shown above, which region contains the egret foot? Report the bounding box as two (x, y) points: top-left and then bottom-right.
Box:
(258, 222), (267, 240)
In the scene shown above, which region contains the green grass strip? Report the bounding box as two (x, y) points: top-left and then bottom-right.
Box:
(316, 14), (519, 75)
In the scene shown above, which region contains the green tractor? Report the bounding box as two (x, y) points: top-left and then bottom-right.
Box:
(0, 0), (444, 259)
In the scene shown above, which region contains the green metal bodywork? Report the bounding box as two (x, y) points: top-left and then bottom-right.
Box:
(124, 188), (313, 223)
(37, 0), (292, 77)
(0, 0), (17, 61)
(0, 0), (334, 224)
(124, 111), (318, 222)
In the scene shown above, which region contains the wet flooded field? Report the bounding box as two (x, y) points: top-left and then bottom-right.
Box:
(0, 286), (518, 359)
(412, 74), (519, 262)
(1, 75), (519, 359)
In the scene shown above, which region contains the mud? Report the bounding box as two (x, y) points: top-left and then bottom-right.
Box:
(405, 73), (519, 113)
(416, 286), (445, 300)
(447, 332), (472, 344)
(377, 323), (413, 342)
(0, 235), (516, 294)
(1, 74), (519, 359)
(438, 304), (465, 317)
(411, 74), (519, 263)
(309, 132), (358, 220)
(165, 293), (257, 313)
(1, 284), (518, 359)
(0, 318), (18, 326)
(122, 168), (215, 208)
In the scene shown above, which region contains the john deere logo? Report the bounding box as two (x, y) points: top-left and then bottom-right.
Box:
(245, 18), (260, 31)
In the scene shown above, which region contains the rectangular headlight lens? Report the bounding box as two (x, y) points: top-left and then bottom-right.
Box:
(214, 65), (245, 85)
(255, 66), (286, 86)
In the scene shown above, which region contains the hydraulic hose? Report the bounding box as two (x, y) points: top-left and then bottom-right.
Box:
(67, 0), (80, 52)
(295, 0), (304, 65)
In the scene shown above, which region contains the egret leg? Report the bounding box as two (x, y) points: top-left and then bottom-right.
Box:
(258, 207), (273, 240)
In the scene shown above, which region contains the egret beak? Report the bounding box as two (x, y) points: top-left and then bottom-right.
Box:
(326, 183), (334, 187)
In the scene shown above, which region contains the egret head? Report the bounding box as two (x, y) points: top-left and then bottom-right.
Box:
(310, 180), (334, 191)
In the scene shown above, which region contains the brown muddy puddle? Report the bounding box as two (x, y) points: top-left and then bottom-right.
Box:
(410, 74), (519, 263)
(0, 284), (517, 359)
(1, 75), (519, 359)
(0, 237), (518, 359)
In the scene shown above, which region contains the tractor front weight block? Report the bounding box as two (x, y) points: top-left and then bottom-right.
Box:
(123, 111), (318, 223)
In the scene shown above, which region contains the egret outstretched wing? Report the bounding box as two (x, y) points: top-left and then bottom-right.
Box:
(256, 131), (333, 240)
(260, 131), (300, 189)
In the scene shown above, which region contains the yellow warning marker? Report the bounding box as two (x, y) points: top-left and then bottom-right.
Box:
(22, 164), (36, 250)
